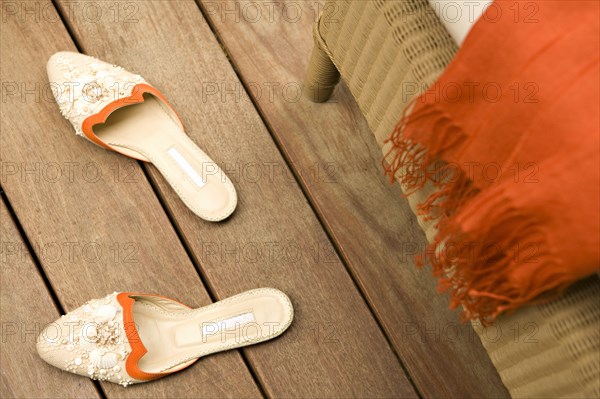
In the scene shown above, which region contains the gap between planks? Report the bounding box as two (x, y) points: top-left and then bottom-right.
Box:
(192, 1), (423, 397)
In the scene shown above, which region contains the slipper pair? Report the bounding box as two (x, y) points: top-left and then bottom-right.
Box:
(39, 52), (294, 385)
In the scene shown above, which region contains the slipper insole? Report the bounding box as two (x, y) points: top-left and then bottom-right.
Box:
(131, 289), (292, 374)
(93, 93), (235, 220)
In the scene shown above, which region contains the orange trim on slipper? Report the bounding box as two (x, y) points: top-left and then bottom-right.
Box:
(117, 292), (159, 381)
(81, 83), (184, 161)
(116, 292), (197, 381)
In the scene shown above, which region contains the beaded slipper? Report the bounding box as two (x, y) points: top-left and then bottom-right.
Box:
(47, 51), (236, 221)
(36, 288), (293, 386)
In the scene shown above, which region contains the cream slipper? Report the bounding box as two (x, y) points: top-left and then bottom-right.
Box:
(47, 51), (236, 221)
(36, 288), (293, 386)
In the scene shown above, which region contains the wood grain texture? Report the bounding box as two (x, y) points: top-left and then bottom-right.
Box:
(0, 2), (260, 398)
(196, 1), (510, 397)
(54, 0), (417, 397)
(0, 200), (100, 399)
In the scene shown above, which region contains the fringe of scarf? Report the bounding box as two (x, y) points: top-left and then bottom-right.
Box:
(383, 102), (571, 324)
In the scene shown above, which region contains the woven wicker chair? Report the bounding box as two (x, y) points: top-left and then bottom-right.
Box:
(304, 1), (600, 397)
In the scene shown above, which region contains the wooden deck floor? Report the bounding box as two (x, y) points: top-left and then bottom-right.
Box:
(1, 1), (508, 398)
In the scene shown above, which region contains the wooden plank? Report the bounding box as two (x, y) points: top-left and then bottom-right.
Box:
(0, 2), (261, 398)
(0, 199), (100, 398)
(196, 1), (510, 397)
(54, 0), (418, 397)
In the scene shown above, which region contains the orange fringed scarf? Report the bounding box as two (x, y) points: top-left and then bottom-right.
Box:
(385, 0), (600, 322)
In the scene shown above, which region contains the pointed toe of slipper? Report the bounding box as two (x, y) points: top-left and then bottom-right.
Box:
(36, 321), (63, 370)
(46, 51), (71, 83)
(36, 292), (138, 387)
(46, 51), (146, 137)
(47, 51), (144, 88)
